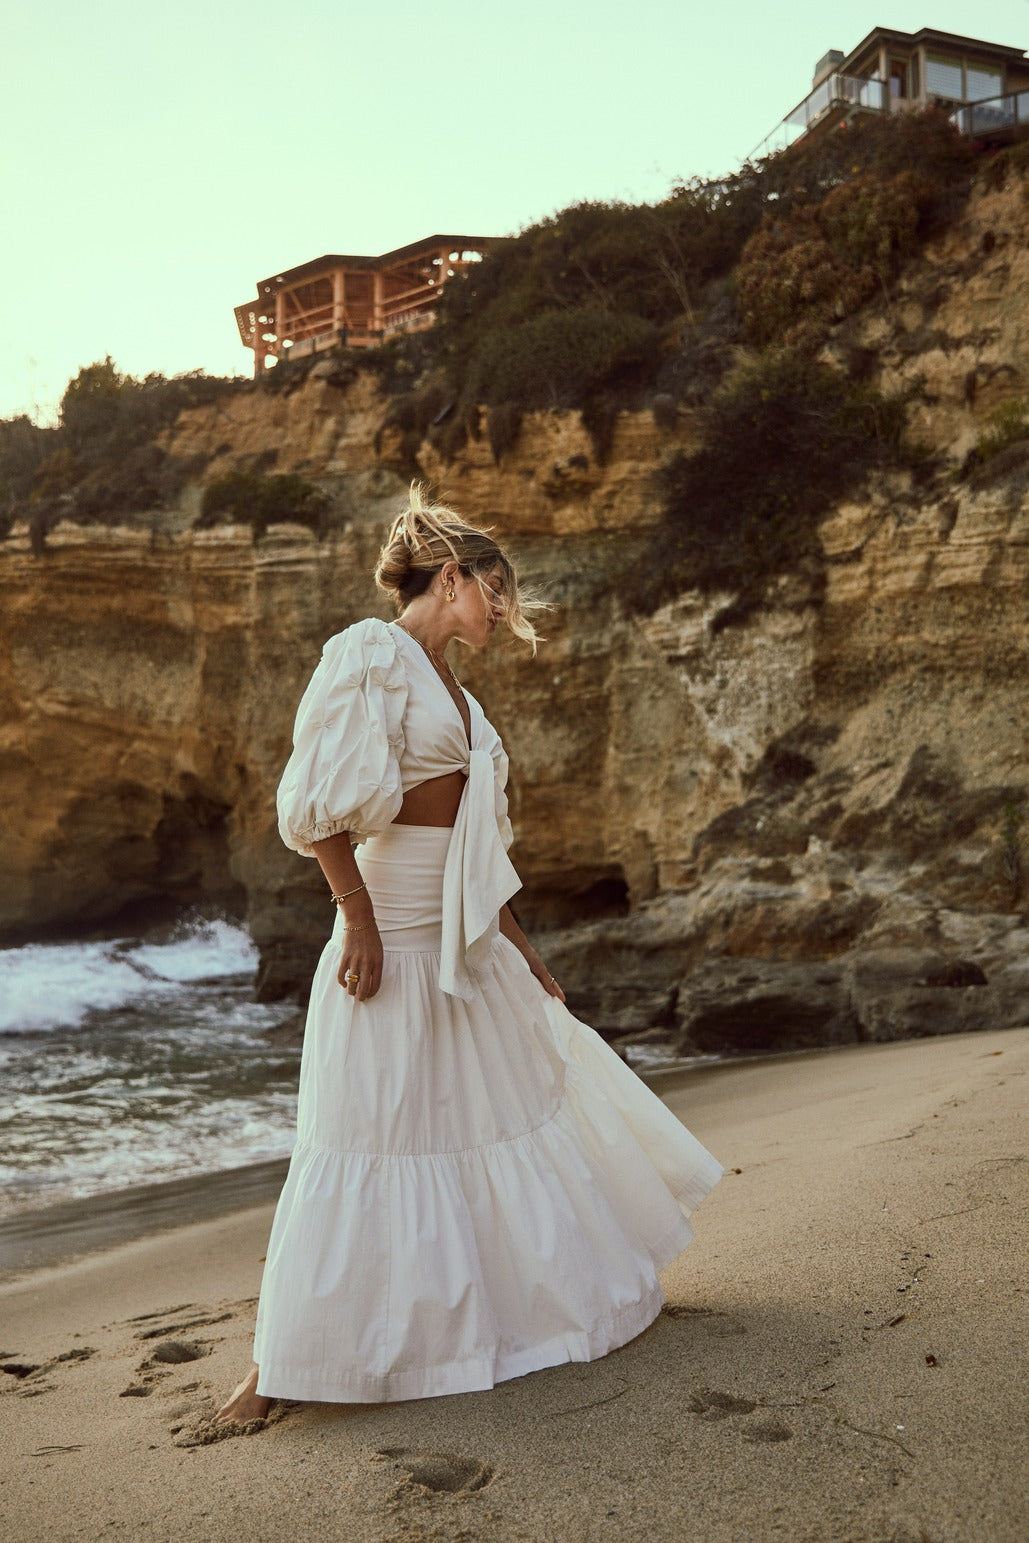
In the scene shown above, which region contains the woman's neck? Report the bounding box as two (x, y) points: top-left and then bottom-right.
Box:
(397, 599), (454, 656)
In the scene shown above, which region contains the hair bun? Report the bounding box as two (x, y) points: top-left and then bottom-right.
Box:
(372, 481), (545, 651)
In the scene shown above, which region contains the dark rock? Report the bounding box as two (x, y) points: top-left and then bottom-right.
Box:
(564, 984), (677, 1038)
(845, 949), (1022, 1042)
(921, 959), (988, 988)
(676, 959), (859, 1056)
(693, 800), (811, 870)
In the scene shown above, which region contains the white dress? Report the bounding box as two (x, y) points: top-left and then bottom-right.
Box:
(253, 618), (722, 1403)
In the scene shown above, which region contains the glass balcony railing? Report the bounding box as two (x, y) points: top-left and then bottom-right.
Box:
(752, 72), (887, 160)
(786, 72), (886, 129)
(950, 91), (1029, 136)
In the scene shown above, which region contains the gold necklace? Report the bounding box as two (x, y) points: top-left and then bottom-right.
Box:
(397, 622), (462, 694)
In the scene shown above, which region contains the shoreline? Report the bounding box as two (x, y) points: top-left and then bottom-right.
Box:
(0, 1034), (993, 1283)
(1, 1025), (1025, 1542)
(0, 1158), (291, 1281)
(0, 1050), (745, 1282)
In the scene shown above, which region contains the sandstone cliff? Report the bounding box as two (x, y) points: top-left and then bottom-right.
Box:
(1, 178), (1026, 1053)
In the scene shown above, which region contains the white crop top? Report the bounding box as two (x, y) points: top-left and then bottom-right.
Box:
(276, 617), (520, 999)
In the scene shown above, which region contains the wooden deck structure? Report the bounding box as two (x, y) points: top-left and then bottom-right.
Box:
(753, 27), (1029, 160)
(234, 235), (493, 373)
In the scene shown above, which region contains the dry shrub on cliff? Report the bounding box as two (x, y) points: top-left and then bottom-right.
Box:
(631, 351), (910, 623)
(735, 112), (975, 353)
(738, 167), (947, 350)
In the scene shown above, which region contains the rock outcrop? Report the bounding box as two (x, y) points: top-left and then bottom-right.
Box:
(1, 178), (1026, 1053)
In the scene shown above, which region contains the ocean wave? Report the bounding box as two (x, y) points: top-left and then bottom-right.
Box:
(129, 917), (258, 983)
(0, 918), (260, 1035)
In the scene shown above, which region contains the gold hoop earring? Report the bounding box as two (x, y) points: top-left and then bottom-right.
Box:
(446, 589), (456, 602)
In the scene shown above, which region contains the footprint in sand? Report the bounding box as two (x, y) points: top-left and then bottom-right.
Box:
(688, 1387), (793, 1442)
(117, 1338), (211, 1400)
(115, 1300), (257, 1432)
(146, 1340), (208, 1365)
(662, 1305), (747, 1337)
(743, 1418), (793, 1443)
(377, 1448), (494, 1494)
(688, 1388), (758, 1420)
(2, 1347), (96, 1398)
(133, 1313), (233, 1341)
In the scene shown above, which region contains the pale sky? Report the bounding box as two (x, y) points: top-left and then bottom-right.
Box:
(4, 0), (1026, 423)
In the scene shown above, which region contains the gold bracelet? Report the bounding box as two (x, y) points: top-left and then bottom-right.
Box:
(330, 882), (366, 905)
(342, 920), (374, 933)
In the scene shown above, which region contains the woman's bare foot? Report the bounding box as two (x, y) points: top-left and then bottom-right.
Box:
(215, 1363), (273, 1424)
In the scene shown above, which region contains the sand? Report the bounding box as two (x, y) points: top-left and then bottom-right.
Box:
(1, 1027), (1026, 1543)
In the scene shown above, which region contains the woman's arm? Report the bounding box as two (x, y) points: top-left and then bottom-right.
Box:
(499, 904), (565, 1001)
(312, 831), (383, 1001)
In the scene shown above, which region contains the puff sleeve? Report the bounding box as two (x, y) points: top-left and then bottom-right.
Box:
(276, 618), (408, 857)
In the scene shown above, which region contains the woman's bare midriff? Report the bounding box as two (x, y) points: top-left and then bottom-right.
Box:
(392, 771), (467, 827)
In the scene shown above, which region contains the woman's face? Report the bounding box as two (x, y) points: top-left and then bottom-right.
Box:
(449, 563), (506, 647)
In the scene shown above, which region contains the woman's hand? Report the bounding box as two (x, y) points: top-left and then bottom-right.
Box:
(337, 923), (384, 1002)
(310, 833), (384, 1002)
(498, 903), (566, 1003)
(526, 948), (565, 1003)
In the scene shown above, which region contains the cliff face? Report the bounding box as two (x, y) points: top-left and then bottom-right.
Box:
(1, 179), (1026, 1051)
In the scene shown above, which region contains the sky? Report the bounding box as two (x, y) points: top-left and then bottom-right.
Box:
(3, 0), (1026, 424)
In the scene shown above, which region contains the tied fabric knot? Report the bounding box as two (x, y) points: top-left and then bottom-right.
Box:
(440, 748), (520, 1000)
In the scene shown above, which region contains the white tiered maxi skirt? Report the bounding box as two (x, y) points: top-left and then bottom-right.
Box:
(253, 825), (722, 1403)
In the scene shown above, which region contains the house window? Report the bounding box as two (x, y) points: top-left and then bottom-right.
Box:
(925, 55), (964, 100)
(889, 60), (909, 99)
(965, 64), (1002, 102)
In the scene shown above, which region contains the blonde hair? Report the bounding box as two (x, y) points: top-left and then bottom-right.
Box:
(375, 483), (546, 652)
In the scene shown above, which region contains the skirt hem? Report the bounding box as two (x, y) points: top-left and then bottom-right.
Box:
(256, 1280), (665, 1404)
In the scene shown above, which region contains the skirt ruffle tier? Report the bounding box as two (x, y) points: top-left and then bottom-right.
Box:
(253, 825), (721, 1403)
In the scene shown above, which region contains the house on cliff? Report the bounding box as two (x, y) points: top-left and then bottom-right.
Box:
(754, 26), (1029, 159)
(234, 235), (494, 375)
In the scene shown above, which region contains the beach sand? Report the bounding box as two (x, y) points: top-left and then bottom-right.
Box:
(1, 1027), (1025, 1543)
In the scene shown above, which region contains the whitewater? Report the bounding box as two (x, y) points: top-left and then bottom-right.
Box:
(0, 916), (301, 1216)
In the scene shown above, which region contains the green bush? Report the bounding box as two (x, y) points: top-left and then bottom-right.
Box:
(0, 415), (58, 511)
(466, 305), (659, 410)
(1, 359), (244, 545)
(197, 469), (331, 539)
(629, 351), (912, 622)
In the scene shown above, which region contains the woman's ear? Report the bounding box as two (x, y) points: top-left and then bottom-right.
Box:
(439, 560), (460, 590)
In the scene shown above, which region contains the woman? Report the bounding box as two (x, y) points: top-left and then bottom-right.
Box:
(217, 485), (721, 1422)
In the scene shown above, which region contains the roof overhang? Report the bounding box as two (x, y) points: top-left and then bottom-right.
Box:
(842, 27), (1028, 72)
(253, 236), (498, 296)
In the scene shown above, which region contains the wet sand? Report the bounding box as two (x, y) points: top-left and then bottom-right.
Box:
(0, 1159), (291, 1279)
(1, 1027), (1026, 1543)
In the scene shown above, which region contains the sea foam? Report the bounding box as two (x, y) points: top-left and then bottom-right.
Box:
(0, 918), (259, 1035)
